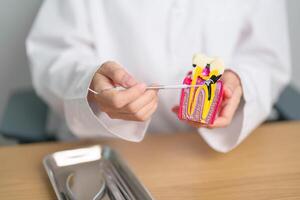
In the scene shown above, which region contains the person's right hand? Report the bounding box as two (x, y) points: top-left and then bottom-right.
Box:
(89, 61), (159, 122)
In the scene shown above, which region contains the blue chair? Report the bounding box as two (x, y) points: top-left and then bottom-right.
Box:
(0, 89), (55, 143)
(274, 85), (300, 121)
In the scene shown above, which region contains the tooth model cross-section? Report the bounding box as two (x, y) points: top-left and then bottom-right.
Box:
(178, 54), (225, 125)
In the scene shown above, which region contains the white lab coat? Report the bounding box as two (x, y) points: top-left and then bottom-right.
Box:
(26, 0), (291, 152)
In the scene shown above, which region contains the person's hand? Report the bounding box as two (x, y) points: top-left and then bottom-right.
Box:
(172, 70), (243, 128)
(89, 61), (159, 121)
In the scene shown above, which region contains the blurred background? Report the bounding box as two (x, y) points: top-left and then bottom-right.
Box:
(0, 0), (299, 144)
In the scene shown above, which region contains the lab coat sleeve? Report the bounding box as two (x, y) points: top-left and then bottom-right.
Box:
(26, 0), (150, 141)
(199, 0), (291, 152)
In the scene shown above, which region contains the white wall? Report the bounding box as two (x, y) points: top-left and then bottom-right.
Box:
(0, 0), (42, 122)
(287, 0), (300, 91)
(0, 0), (299, 122)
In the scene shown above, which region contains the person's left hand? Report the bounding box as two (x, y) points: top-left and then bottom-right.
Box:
(172, 70), (243, 128)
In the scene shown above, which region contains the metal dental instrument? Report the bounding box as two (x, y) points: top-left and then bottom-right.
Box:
(88, 84), (204, 95)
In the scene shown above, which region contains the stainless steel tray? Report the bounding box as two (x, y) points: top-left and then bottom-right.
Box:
(43, 145), (154, 200)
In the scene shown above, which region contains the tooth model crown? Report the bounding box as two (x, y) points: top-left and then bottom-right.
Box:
(178, 54), (225, 125)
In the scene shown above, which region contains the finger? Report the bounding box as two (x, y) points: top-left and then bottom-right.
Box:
(99, 61), (137, 87)
(122, 90), (158, 114)
(211, 86), (242, 128)
(140, 101), (158, 121)
(106, 112), (134, 121)
(107, 98), (158, 121)
(222, 69), (241, 86)
(98, 90), (158, 114)
(92, 72), (115, 91)
(131, 97), (158, 121)
(89, 73), (114, 110)
(220, 87), (242, 118)
(209, 116), (229, 128)
(99, 83), (147, 109)
(223, 85), (233, 99)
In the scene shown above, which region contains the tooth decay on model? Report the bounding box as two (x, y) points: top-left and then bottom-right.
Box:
(178, 53), (225, 125)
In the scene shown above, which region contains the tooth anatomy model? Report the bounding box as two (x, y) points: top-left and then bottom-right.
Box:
(178, 53), (225, 125)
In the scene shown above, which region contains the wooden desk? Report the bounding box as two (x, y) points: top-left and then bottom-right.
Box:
(0, 122), (300, 200)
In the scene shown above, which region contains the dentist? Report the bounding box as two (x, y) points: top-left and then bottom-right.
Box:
(27, 0), (290, 152)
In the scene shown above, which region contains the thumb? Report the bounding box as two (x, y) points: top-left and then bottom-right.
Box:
(99, 61), (137, 87)
(223, 84), (233, 99)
